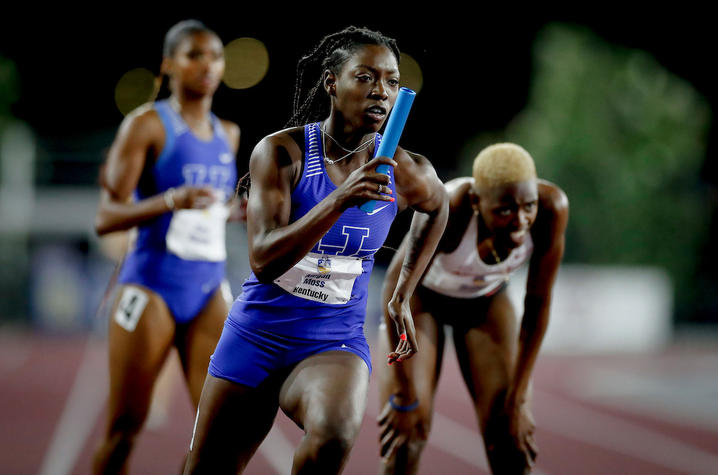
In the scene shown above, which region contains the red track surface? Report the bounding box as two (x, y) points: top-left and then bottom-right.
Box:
(1, 332), (716, 474)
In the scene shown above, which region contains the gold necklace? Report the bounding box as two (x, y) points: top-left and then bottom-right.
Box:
(486, 238), (510, 282)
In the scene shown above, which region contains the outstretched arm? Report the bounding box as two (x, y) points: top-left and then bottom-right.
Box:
(386, 150), (449, 363)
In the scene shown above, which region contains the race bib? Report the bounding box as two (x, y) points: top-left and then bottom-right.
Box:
(166, 200), (229, 262)
(114, 286), (149, 332)
(274, 253), (363, 305)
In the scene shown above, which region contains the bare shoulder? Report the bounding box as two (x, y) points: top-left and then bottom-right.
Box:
(250, 126), (304, 170)
(103, 104), (163, 196)
(395, 148), (432, 171)
(444, 176), (472, 198)
(218, 118), (240, 136)
(107, 103), (164, 161)
(532, 178), (569, 249)
(437, 176), (474, 251)
(218, 118), (241, 152)
(117, 103), (163, 140)
(393, 147), (446, 211)
(537, 179), (569, 215)
(394, 148), (436, 181)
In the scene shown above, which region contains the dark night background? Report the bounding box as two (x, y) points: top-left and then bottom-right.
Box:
(1, 7), (716, 324)
(2, 11), (717, 474)
(5, 10), (716, 180)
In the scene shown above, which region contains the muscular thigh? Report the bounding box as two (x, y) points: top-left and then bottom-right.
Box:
(452, 289), (518, 428)
(185, 373), (282, 473)
(279, 351), (370, 432)
(177, 287), (228, 405)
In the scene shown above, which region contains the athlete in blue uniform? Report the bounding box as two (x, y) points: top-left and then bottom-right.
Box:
(93, 20), (240, 474)
(184, 27), (448, 474)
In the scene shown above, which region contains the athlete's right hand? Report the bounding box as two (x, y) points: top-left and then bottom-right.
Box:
(386, 296), (418, 364)
(331, 156), (397, 209)
(171, 186), (217, 210)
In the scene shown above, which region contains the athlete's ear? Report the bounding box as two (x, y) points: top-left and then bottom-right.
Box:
(324, 70), (337, 96)
(160, 57), (173, 77)
(469, 187), (481, 215)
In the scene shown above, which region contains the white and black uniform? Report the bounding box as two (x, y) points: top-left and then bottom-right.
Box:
(422, 213), (533, 299)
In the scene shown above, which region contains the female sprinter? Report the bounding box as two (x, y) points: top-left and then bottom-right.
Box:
(93, 20), (239, 474)
(378, 143), (569, 474)
(184, 26), (448, 474)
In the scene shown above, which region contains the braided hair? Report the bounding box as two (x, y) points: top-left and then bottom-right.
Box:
(286, 26), (400, 127)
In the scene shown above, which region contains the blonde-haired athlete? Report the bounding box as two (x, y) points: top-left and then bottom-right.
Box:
(378, 143), (568, 474)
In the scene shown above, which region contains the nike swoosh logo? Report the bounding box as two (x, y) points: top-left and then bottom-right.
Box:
(367, 204), (390, 215)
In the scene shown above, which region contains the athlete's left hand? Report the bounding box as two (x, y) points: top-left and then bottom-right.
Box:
(507, 401), (538, 469)
(386, 296), (418, 364)
(377, 395), (427, 459)
(485, 400), (537, 473)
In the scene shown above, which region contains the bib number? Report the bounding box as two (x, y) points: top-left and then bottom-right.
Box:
(114, 286), (149, 332)
(274, 253), (363, 305)
(166, 201), (229, 262)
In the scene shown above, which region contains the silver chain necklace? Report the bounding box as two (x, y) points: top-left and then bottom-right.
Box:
(321, 123), (375, 165)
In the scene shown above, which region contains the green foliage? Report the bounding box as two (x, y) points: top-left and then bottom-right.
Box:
(0, 55), (20, 117)
(464, 23), (711, 318)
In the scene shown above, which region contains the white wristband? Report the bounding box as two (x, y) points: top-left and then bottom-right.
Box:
(163, 187), (176, 210)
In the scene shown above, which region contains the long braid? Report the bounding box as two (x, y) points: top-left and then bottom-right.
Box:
(286, 26), (400, 127)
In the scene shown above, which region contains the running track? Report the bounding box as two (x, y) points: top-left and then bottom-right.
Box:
(1, 331), (716, 474)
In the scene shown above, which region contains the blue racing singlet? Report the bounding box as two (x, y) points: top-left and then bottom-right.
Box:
(228, 123), (397, 340)
(117, 100), (237, 323)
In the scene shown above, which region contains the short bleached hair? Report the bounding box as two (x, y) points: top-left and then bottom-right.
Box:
(472, 143), (537, 190)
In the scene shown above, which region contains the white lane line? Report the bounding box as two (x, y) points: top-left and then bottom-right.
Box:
(535, 389), (718, 474)
(258, 423), (295, 474)
(39, 338), (108, 475)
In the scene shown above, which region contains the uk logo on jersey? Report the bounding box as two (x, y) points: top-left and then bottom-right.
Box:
(316, 226), (378, 257)
(219, 153), (233, 164)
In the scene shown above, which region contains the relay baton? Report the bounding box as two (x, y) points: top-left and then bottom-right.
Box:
(359, 87), (416, 213)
